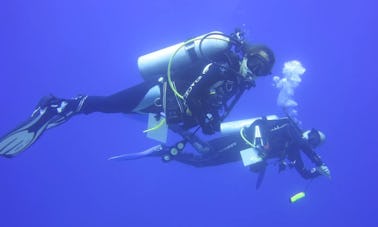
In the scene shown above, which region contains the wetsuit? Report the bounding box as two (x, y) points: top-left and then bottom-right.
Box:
(173, 117), (325, 179)
(80, 50), (246, 136)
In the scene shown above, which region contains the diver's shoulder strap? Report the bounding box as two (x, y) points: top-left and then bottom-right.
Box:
(162, 80), (185, 125)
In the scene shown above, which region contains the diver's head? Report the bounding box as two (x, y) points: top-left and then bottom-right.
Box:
(302, 129), (326, 148)
(244, 45), (275, 77)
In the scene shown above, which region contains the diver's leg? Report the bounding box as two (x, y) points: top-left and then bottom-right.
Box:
(173, 152), (215, 167)
(166, 133), (245, 167)
(0, 94), (88, 157)
(0, 80), (160, 157)
(81, 80), (160, 114)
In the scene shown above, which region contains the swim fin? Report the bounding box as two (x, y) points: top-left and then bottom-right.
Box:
(249, 160), (267, 190)
(108, 145), (166, 161)
(255, 166), (266, 190)
(0, 95), (87, 157)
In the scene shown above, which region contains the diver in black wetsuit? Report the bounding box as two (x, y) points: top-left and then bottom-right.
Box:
(162, 116), (330, 181)
(242, 116), (330, 179)
(0, 30), (275, 157)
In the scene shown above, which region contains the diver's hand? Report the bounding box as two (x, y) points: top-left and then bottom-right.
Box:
(316, 164), (331, 179)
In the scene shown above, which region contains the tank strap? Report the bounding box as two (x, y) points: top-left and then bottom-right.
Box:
(162, 80), (185, 125)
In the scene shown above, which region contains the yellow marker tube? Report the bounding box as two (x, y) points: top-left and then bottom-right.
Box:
(290, 192), (306, 203)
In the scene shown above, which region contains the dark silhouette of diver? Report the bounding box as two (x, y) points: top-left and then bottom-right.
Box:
(0, 30), (275, 157)
(110, 115), (330, 189)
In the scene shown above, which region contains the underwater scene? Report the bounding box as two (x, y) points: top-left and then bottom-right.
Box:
(0, 0), (377, 226)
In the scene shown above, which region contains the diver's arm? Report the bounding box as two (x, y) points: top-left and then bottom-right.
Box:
(286, 123), (329, 178)
(300, 143), (331, 178)
(300, 142), (324, 166)
(288, 147), (321, 179)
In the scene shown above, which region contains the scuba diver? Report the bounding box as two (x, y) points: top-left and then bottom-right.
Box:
(0, 30), (275, 158)
(109, 115), (330, 189)
(239, 116), (330, 180)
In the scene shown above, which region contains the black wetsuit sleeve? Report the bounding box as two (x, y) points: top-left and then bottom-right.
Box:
(288, 147), (321, 179)
(288, 140), (324, 179)
(282, 122), (324, 179)
(300, 141), (324, 166)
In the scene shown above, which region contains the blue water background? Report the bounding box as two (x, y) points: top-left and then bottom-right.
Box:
(0, 0), (377, 226)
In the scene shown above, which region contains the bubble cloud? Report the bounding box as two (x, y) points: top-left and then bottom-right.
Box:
(273, 60), (306, 122)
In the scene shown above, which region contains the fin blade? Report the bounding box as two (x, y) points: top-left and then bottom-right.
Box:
(109, 145), (164, 161)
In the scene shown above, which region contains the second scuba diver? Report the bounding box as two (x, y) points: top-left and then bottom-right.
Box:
(109, 115), (331, 189)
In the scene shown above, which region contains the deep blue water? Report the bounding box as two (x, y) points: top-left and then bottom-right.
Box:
(0, 0), (377, 226)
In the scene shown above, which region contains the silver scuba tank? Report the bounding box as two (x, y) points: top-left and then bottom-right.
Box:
(137, 31), (230, 81)
(220, 115), (279, 135)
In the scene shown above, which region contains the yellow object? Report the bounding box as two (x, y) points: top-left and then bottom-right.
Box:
(143, 118), (166, 133)
(240, 127), (254, 147)
(290, 192), (306, 203)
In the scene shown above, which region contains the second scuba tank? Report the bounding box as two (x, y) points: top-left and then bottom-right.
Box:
(220, 115), (279, 135)
(137, 31), (230, 81)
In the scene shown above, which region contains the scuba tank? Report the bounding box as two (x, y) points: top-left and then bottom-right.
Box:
(220, 115), (279, 135)
(137, 31), (231, 81)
